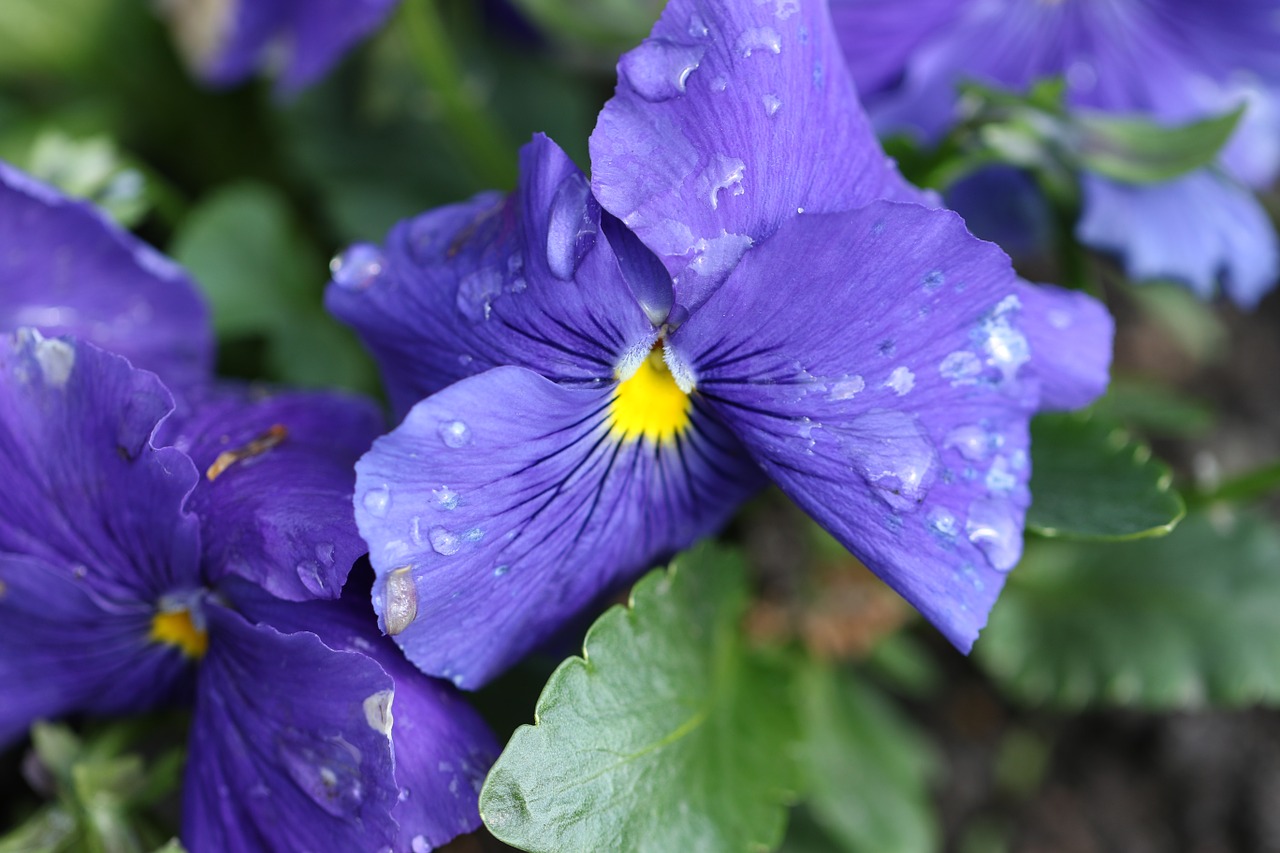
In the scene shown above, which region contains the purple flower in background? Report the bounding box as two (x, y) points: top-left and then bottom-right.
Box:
(831, 0), (1280, 306)
(156, 0), (401, 92)
(328, 0), (1113, 689)
(0, 165), (499, 852)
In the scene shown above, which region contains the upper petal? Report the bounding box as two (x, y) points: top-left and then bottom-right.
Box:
(1077, 170), (1280, 308)
(159, 384), (385, 601)
(0, 161), (213, 391)
(326, 134), (655, 419)
(0, 331), (202, 603)
(671, 202), (1111, 651)
(589, 0), (929, 314)
(183, 604), (400, 853)
(354, 365), (762, 687)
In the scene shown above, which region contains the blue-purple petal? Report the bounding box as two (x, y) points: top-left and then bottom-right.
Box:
(0, 331), (203, 604)
(158, 384), (384, 601)
(327, 134), (654, 419)
(1013, 281), (1114, 412)
(354, 365), (762, 687)
(589, 0), (931, 313)
(671, 202), (1107, 650)
(183, 603), (400, 852)
(0, 161), (213, 390)
(1077, 170), (1280, 308)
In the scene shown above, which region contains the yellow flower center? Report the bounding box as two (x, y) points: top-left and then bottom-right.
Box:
(610, 345), (692, 444)
(150, 608), (208, 659)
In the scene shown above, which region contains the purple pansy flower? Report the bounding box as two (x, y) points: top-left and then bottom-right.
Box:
(831, 0), (1280, 306)
(0, 165), (499, 851)
(328, 0), (1113, 689)
(156, 0), (401, 92)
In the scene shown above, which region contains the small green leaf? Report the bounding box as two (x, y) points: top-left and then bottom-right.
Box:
(978, 512), (1280, 709)
(507, 0), (664, 52)
(1028, 412), (1185, 540)
(1094, 379), (1214, 438)
(480, 545), (799, 853)
(1073, 105), (1244, 184)
(794, 665), (938, 853)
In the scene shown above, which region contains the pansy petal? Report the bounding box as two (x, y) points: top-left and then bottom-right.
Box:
(0, 331), (202, 603)
(0, 161), (212, 390)
(0, 552), (193, 746)
(225, 573), (500, 849)
(170, 0), (400, 92)
(828, 0), (964, 98)
(1013, 281), (1114, 412)
(589, 0), (929, 313)
(355, 365), (762, 687)
(1077, 170), (1280, 308)
(671, 202), (1106, 650)
(183, 604), (399, 853)
(159, 384), (384, 601)
(327, 134), (654, 418)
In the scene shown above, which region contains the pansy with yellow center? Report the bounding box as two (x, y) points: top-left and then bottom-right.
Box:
(329, 0), (1114, 690)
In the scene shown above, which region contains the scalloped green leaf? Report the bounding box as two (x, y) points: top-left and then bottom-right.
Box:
(978, 512), (1280, 709)
(479, 545), (799, 853)
(1028, 412), (1185, 540)
(1074, 105), (1244, 184)
(794, 666), (938, 853)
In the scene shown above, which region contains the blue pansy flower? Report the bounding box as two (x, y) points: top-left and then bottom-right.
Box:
(0, 163), (499, 852)
(328, 0), (1114, 689)
(156, 0), (401, 92)
(830, 0), (1280, 306)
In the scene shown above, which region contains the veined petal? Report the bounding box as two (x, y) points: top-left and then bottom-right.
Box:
(1077, 170), (1280, 308)
(0, 161), (212, 390)
(0, 331), (202, 604)
(671, 202), (1110, 651)
(0, 552), (193, 747)
(327, 134), (654, 419)
(828, 0), (964, 98)
(159, 384), (384, 601)
(183, 604), (399, 853)
(354, 365), (762, 687)
(1014, 281), (1114, 412)
(589, 0), (929, 314)
(225, 573), (500, 850)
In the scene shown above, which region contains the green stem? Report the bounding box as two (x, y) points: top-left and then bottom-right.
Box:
(1187, 458), (1280, 510)
(400, 0), (516, 188)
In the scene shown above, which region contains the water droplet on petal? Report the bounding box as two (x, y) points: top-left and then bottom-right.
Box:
(828, 374), (865, 401)
(362, 486), (391, 518)
(464, 527), (485, 543)
(945, 424), (994, 461)
(985, 455), (1018, 495)
(315, 542), (336, 566)
(411, 836), (433, 853)
(363, 689), (394, 736)
(438, 420), (472, 448)
(455, 268), (503, 322)
(296, 561), (332, 596)
(697, 154), (746, 210)
(620, 39), (705, 102)
(433, 485), (459, 510)
(736, 26), (781, 58)
(429, 526), (461, 556)
(688, 230), (753, 278)
(966, 499), (1022, 571)
(330, 243), (385, 291)
(276, 731), (365, 818)
(493, 564), (510, 577)
(927, 507), (958, 541)
(545, 172), (597, 281)
(762, 94), (782, 116)
(687, 12), (709, 37)
(383, 567), (417, 636)
(847, 411), (939, 512)
(884, 366), (915, 396)
(940, 351), (982, 385)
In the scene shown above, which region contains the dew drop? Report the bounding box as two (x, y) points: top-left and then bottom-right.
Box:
(945, 424), (994, 462)
(276, 732), (365, 818)
(939, 351), (982, 385)
(438, 420), (472, 448)
(411, 835), (432, 853)
(927, 507), (958, 540)
(762, 93), (782, 116)
(698, 154), (746, 210)
(710, 75), (728, 92)
(330, 243), (385, 291)
(433, 485), (459, 510)
(363, 689), (394, 736)
(429, 526), (462, 556)
(736, 26), (781, 58)
(455, 268), (503, 322)
(828, 374), (865, 401)
(688, 230), (753, 278)
(966, 499), (1021, 571)
(296, 561), (332, 596)
(688, 12), (709, 37)
(315, 542), (336, 566)
(620, 39), (705, 102)
(545, 172), (597, 281)
(985, 455), (1018, 495)
(884, 366), (915, 396)
(463, 527), (485, 543)
(383, 567), (417, 636)
(362, 486), (390, 518)
(847, 410), (939, 512)
(493, 564), (510, 577)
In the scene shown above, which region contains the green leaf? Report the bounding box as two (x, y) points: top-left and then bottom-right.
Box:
(480, 545), (799, 852)
(794, 665), (938, 853)
(1074, 105), (1244, 184)
(978, 512), (1280, 709)
(507, 0), (664, 52)
(1028, 412), (1184, 540)
(1094, 379), (1214, 438)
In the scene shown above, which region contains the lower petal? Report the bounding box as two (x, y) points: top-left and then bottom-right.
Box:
(355, 365), (762, 687)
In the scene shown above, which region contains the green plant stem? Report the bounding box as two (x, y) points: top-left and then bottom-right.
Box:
(1187, 458), (1280, 510)
(401, 0), (516, 188)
